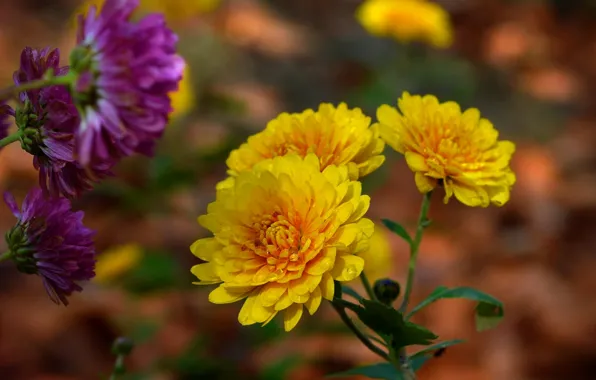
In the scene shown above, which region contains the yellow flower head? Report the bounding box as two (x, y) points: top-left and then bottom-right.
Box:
(191, 153), (374, 331)
(225, 103), (385, 183)
(169, 65), (195, 120)
(356, 0), (453, 48)
(352, 224), (392, 284)
(377, 92), (516, 207)
(94, 244), (143, 284)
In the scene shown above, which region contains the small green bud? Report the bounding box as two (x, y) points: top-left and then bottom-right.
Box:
(373, 278), (401, 305)
(5, 225), (37, 275)
(112, 337), (134, 356)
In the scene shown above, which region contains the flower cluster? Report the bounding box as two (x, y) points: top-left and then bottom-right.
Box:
(191, 92), (516, 330)
(0, 0), (183, 305)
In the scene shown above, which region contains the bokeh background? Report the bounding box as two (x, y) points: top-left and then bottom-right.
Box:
(0, 0), (595, 379)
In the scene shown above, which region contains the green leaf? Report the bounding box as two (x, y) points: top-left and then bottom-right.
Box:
(381, 219), (412, 245)
(408, 286), (504, 331)
(409, 339), (465, 371)
(341, 285), (364, 301)
(353, 299), (437, 349)
(327, 363), (404, 379)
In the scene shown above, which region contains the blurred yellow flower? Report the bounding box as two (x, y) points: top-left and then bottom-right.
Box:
(169, 65), (195, 120)
(139, 0), (221, 21)
(356, 0), (453, 48)
(71, 0), (220, 28)
(351, 224), (392, 284)
(191, 153), (374, 331)
(224, 103), (385, 184)
(377, 92), (516, 207)
(94, 244), (143, 284)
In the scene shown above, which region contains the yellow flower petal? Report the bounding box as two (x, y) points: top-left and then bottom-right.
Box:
(451, 182), (489, 207)
(331, 255), (365, 282)
(414, 172), (437, 194)
(190, 237), (220, 261)
(306, 247), (336, 275)
(331, 223), (361, 247)
(209, 285), (251, 304)
(274, 291), (293, 311)
(405, 152), (429, 172)
(305, 287), (322, 315)
(283, 303), (304, 331)
(259, 282), (288, 307)
(320, 272), (335, 300)
(191, 263), (221, 284)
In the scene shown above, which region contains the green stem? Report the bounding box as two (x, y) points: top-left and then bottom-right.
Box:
(0, 251), (12, 262)
(331, 301), (390, 361)
(0, 132), (22, 148)
(360, 271), (378, 302)
(400, 191), (433, 313)
(109, 355), (125, 380)
(0, 76), (72, 102)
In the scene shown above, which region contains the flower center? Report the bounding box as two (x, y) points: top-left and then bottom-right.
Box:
(247, 211), (309, 281)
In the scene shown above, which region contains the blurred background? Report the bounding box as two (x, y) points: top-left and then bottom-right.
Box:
(0, 0), (595, 379)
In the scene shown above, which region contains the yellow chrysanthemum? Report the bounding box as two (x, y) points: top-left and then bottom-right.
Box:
(377, 92), (516, 207)
(351, 224), (392, 284)
(224, 103), (385, 184)
(169, 65), (195, 120)
(191, 153), (374, 331)
(356, 0), (453, 48)
(94, 244), (143, 284)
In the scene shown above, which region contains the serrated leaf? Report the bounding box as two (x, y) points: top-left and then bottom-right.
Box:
(407, 286), (504, 331)
(327, 363), (403, 379)
(341, 285), (364, 301)
(409, 339), (465, 371)
(353, 299), (437, 349)
(381, 219), (412, 245)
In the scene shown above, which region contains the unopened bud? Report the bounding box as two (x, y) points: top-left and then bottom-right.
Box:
(373, 278), (401, 305)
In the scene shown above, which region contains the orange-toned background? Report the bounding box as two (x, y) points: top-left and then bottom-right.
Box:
(0, 0), (595, 379)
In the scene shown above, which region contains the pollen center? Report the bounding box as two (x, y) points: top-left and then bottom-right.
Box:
(245, 211), (311, 282)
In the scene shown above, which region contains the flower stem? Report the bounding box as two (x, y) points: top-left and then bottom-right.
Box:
(0, 251), (12, 262)
(0, 75), (72, 102)
(331, 301), (390, 361)
(0, 132), (22, 148)
(109, 355), (125, 380)
(360, 271), (378, 302)
(399, 191), (432, 313)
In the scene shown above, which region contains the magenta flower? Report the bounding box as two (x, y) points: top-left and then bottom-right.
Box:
(71, 0), (184, 166)
(14, 47), (114, 199)
(4, 188), (96, 305)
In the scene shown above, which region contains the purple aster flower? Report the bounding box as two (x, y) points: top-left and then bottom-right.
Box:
(14, 47), (114, 199)
(4, 188), (96, 305)
(70, 0), (184, 166)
